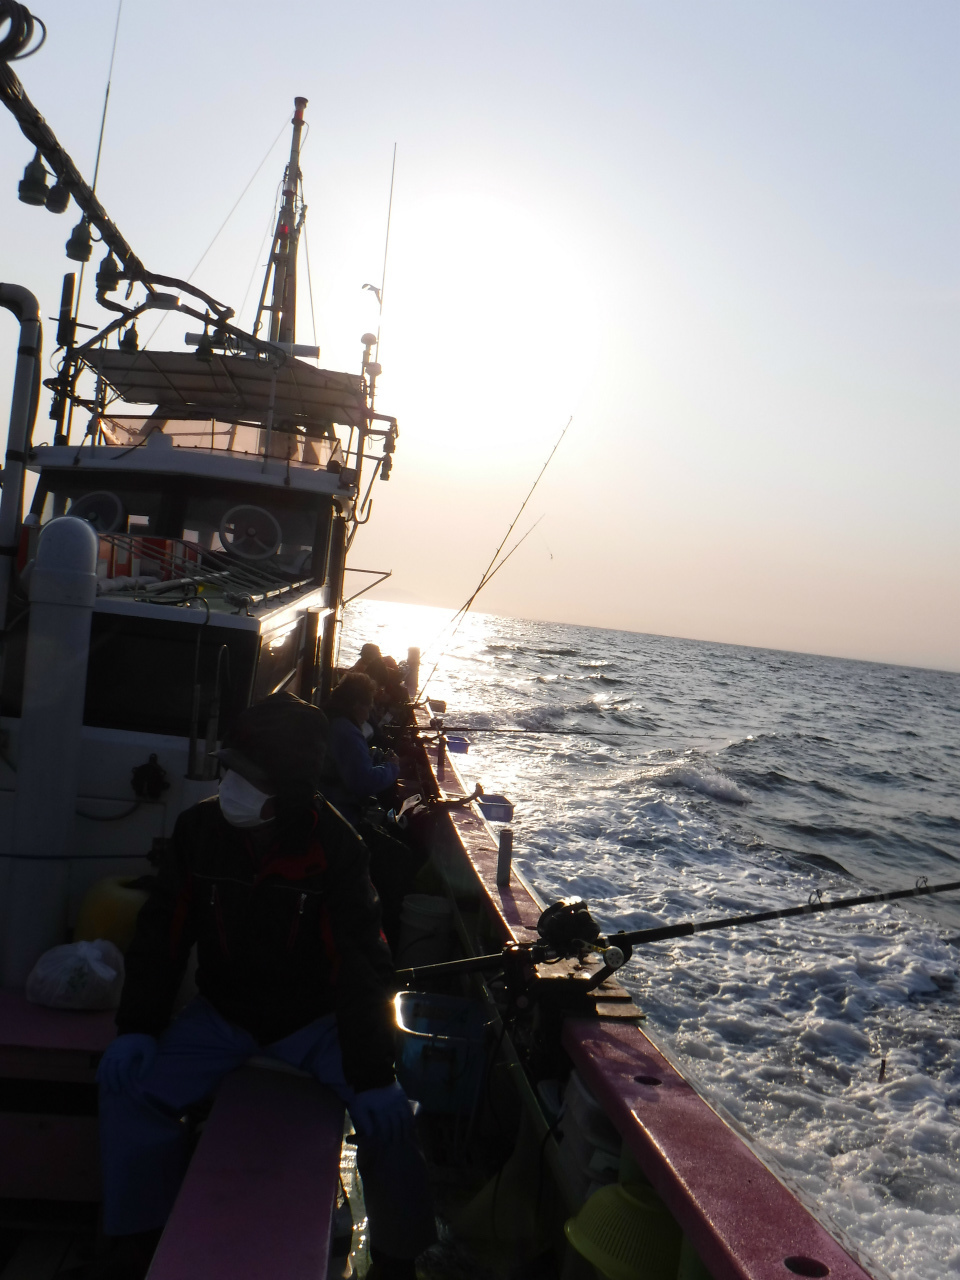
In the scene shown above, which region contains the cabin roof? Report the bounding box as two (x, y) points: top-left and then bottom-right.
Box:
(87, 350), (367, 429)
(27, 444), (354, 497)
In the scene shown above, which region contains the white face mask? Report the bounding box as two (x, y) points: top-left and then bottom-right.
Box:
(218, 769), (274, 828)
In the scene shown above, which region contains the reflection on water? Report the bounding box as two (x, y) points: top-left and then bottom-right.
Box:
(341, 600), (960, 1280)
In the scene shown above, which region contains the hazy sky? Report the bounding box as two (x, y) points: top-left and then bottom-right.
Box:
(1, 2), (957, 669)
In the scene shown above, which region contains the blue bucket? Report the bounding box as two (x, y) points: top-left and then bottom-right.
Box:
(395, 992), (487, 1114)
(478, 794), (514, 822)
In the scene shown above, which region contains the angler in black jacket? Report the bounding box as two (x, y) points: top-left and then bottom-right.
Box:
(96, 693), (434, 1280)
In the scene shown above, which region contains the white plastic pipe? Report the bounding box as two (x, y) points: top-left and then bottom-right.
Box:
(2, 516), (99, 986)
(0, 284), (42, 632)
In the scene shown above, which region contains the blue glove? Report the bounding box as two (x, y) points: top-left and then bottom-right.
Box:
(349, 1081), (414, 1145)
(97, 1033), (158, 1094)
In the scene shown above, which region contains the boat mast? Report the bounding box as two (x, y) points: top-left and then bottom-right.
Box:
(254, 97), (308, 345)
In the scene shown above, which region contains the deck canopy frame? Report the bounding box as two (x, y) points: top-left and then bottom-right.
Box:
(86, 350), (367, 434)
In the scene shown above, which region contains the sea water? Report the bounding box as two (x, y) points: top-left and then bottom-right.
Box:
(341, 600), (960, 1280)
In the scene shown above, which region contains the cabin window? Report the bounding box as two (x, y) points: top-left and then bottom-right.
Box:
(253, 618), (307, 702)
(0, 613), (258, 735)
(84, 616), (258, 737)
(30, 472), (333, 580)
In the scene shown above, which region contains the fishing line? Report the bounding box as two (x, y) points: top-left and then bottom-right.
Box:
(471, 416), (572, 610)
(416, 416), (574, 700)
(414, 517), (544, 698)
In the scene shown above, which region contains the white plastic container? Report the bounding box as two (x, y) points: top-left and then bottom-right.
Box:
(395, 894), (453, 968)
(557, 1070), (622, 1206)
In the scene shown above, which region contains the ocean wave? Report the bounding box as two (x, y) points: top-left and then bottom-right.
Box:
(344, 597), (960, 1280)
(644, 762), (751, 805)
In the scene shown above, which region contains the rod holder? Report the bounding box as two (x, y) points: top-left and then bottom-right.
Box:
(497, 827), (513, 888)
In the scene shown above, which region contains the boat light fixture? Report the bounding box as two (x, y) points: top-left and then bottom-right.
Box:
(119, 324), (138, 353)
(195, 333), (215, 363)
(44, 178), (71, 214)
(65, 216), (92, 262)
(18, 150), (49, 206)
(97, 254), (122, 292)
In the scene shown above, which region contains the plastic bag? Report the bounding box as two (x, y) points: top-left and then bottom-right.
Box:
(25, 939), (125, 1010)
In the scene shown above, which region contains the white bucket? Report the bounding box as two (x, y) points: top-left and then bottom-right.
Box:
(395, 894), (453, 969)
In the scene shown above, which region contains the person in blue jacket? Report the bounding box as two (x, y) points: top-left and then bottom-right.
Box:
(93, 693), (434, 1280)
(321, 672), (400, 822)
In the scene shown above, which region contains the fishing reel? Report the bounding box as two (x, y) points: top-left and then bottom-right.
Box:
(537, 899), (601, 955)
(535, 900), (632, 994)
(396, 898), (633, 1016)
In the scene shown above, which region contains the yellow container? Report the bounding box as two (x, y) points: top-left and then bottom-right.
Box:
(565, 1183), (682, 1280)
(74, 877), (150, 954)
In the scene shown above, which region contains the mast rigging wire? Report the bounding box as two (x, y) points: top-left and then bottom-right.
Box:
(238, 179), (283, 329)
(142, 115), (291, 352)
(301, 180), (318, 358)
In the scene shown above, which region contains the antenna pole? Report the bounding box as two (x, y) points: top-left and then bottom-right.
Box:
(256, 97), (307, 344)
(375, 143), (397, 360)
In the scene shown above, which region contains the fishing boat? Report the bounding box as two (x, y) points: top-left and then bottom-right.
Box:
(0, 6), (890, 1278)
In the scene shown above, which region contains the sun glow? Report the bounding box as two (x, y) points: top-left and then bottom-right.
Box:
(381, 189), (602, 458)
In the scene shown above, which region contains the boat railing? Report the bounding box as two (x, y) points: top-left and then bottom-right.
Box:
(94, 531), (316, 611)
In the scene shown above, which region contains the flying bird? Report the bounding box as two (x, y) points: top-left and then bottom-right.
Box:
(362, 283), (382, 304)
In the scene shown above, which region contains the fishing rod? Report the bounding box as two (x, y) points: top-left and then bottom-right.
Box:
(416, 417), (574, 700)
(420, 726), (655, 739)
(395, 878), (960, 992)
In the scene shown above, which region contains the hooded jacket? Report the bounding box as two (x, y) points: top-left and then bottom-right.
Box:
(116, 795), (398, 1092)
